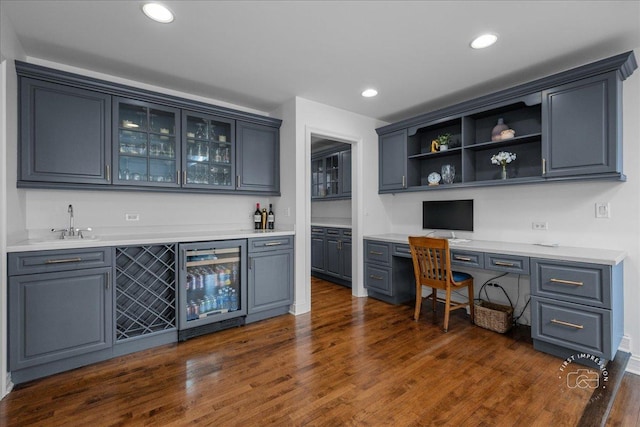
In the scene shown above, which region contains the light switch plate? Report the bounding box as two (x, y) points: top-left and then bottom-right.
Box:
(125, 213), (140, 221)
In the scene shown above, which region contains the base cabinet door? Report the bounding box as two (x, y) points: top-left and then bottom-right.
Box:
(248, 236), (294, 322)
(9, 267), (113, 371)
(311, 235), (326, 273)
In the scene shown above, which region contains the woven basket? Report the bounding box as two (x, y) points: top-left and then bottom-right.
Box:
(474, 300), (513, 333)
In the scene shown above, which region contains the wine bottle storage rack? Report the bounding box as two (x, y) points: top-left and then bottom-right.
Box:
(115, 244), (177, 341)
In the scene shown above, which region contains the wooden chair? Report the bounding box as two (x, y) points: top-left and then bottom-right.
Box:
(409, 236), (474, 332)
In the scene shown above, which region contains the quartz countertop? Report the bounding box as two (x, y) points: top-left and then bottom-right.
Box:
(310, 218), (351, 228)
(364, 233), (626, 266)
(8, 229), (295, 253)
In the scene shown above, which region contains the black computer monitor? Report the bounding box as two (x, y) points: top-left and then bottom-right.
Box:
(422, 199), (474, 232)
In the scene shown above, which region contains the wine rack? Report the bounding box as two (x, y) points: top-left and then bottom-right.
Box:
(115, 244), (177, 341)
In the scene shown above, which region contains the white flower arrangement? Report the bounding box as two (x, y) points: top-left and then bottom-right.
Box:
(491, 151), (517, 167)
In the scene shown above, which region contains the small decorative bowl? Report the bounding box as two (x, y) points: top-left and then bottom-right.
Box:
(500, 129), (515, 139)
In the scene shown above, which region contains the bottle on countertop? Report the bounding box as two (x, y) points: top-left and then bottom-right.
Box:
(268, 204), (275, 230)
(254, 203), (261, 229)
(261, 208), (268, 230)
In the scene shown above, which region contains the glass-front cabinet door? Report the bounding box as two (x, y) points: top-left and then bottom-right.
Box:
(311, 157), (325, 198)
(325, 153), (340, 196)
(182, 111), (235, 189)
(114, 98), (180, 187)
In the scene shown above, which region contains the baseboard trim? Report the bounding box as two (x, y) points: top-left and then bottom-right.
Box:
(625, 354), (640, 375)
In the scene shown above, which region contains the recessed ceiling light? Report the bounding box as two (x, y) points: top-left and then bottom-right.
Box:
(362, 89), (378, 98)
(470, 33), (498, 49)
(142, 3), (174, 23)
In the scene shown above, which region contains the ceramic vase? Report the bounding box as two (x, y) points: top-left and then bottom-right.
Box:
(492, 118), (508, 141)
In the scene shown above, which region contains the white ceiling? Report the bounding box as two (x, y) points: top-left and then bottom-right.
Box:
(2, 1), (639, 123)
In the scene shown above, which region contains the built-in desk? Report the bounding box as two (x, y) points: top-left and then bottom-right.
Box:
(364, 234), (625, 363)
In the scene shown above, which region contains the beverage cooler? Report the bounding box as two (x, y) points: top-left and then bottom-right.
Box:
(178, 239), (247, 340)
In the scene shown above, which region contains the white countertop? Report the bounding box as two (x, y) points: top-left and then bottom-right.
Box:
(364, 233), (626, 266)
(8, 229), (295, 253)
(310, 218), (351, 228)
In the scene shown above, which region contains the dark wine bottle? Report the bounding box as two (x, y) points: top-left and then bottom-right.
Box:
(261, 208), (268, 230)
(267, 204), (275, 230)
(254, 203), (261, 230)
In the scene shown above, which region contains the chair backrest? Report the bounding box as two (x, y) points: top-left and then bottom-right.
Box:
(408, 236), (452, 290)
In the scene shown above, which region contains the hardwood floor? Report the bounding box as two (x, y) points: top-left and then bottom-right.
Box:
(1, 277), (639, 426)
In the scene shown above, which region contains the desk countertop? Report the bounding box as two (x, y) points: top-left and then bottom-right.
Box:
(364, 233), (625, 266)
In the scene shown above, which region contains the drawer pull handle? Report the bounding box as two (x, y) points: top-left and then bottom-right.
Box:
(551, 319), (584, 329)
(45, 257), (83, 264)
(369, 251), (383, 255)
(494, 261), (515, 267)
(264, 242), (283, 246)
(312, 229), (323, 233)
(550, 278), (584, 286)
(369, 275), (384, 280)
(454, 256), (472, 261)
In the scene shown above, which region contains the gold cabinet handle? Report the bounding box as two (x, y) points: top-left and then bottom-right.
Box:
(183, 171), (187, 184)
(106, 165), (111, 181)
(551, 319), (584, 329)
(454, 256), (472, 261)
(311, 228), (323, 233)
(369, 275), (383, 280)
(402, 175), (406, 188)
(494, 261), (515, 267)
(237, 175), (241, 188)
(369, 251), (383, 255)
(542, 158), (547, 175)
(177, 170), (181, 185)
(45, 257), (82, 264)
(550, 278), (584, 286)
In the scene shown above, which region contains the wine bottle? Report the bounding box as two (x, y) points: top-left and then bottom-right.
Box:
(254, 203), (261, 230)
(267, 204), (275, 230)
(261, 208), (268, 230)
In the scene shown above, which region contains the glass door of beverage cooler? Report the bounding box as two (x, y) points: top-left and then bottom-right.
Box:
(178, 240), (247, 330)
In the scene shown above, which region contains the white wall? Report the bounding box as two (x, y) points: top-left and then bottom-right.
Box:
(311, 199), (352, 224)
(0, 2), (26, 398)
(380, 54), (640, 372)
(287, 97), (387, 313)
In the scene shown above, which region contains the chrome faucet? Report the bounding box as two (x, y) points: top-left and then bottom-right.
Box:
(68, 204), (75, 236)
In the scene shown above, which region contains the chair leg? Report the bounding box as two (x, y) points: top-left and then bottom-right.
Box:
(468, 283), (475, 325)
(443, 288), (452, 332)
(414, 285), (422, 321)
(431, 289), (437, 312)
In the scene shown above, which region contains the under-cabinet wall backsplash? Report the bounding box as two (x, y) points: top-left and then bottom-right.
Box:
(25, 189), (275, 236)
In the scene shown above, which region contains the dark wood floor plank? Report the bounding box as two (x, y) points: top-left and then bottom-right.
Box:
(1, 277), (639, 426)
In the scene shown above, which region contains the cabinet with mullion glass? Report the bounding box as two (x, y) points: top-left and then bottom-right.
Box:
(114, 98), (180, 187)
(182, 111), (235, 189)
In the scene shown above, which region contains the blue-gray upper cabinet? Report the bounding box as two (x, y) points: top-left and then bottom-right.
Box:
(236, 121), (280, 193)
(114, 98), (181, 187)
(182, 111), (235, 190)
(341, 149), (352, 196)
(379, 129), (408, 192)
(542, 72), (621, 178)
(20, 78), (112, 185)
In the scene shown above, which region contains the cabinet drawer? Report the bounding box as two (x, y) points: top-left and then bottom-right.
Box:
(364, 240), (391, 265)
(451, 250), (484, 269)
(311, 227), (325, 236)
(393, 243), (411, 258)
(341, 229), (352, 239)
(531, 296), (611, 358)
(485, 253), (530, 274)
(531, 259), (611, 308)
(248, 235), (293, 253)
(8, 248), (112, 276)
(364, 264), (392, 295)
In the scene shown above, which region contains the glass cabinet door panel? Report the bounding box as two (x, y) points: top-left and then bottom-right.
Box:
(114, 98), (180, 187)
(326, 154), (340, 196)
(119, 104), (147, 131)
(182, 111), (235, 189)
(184, 246), (242, 322)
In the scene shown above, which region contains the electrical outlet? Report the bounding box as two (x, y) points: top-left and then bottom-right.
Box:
(532, 221), (548, 230)
(125, 213), (140, 221)
(595, 202), (610, 218)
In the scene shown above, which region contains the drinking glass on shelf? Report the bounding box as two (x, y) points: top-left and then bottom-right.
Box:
(195, 123), (206, 139)
(442, 164), (455, 184)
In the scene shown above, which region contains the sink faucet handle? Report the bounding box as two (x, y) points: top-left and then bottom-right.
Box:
(51, 228), (69, 239)
(75, 227), (93, 238)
